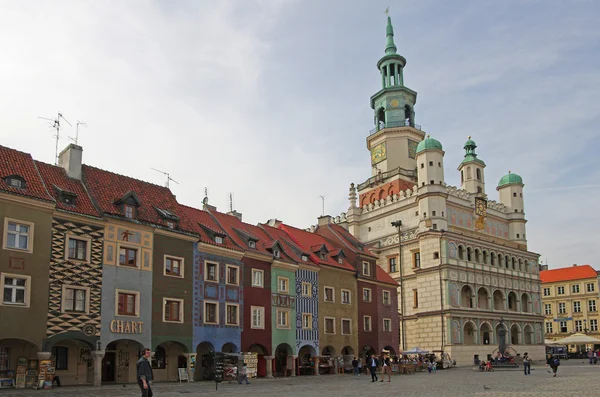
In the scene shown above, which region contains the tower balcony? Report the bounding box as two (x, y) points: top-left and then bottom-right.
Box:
(369, 120), (422, 136)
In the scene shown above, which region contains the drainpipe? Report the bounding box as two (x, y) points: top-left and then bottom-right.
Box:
(391, 220), (405, 352)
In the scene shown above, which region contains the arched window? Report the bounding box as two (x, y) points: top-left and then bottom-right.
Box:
(404, 105), (412, 125)
(512, 257), (516, 270)
(482, 250), (489, 265)
(490, 252), (496, 266)
(518, 259), (523, 271)
(458, 245), (465, 260)
(377, 108), (385, 129)
(467, 247), (472, 262)
(476, 168), (481, 181)
(461, 171), (464, 184)
(466, 167), (472, 180)
(505, 255), (510, 269)
(474, 249), (481, 263)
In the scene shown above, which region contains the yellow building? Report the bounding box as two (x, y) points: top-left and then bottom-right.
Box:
(540, 264), (600, 352)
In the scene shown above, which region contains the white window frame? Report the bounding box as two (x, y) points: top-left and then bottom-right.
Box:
(276, 308), (290, 329)
(362, 261), (370, 276)
(559, 321), (568, 333)
(341, 318), (352, 335)
(383, 290), (391, 306)
(589, 300), (597, 312)
(0, 273), (31, 307)
(364, 315), (372, 332)
(115, 289), (140, 317)
(3, 218), (34, 253)
(65, 234), (91, 263)
(383, 318), (392, 332)
(557, 286), (565, 295)
(116, 244), (140, 269)
(163, 254), (185, 278)
(543, 288), (550, 296)
(203, 300), (219, 325)
(215, 236), (223, 244)
(544, 303), (552, 315)
(251, 306), (265, 329)
(277, 276), (289, 293)
(558, 302), (566, 314)
(363, 288), (372, 302)
(545, 322), (553, 333)
(572, 284), (580, 294)
(587, 283), (596, 293)
(575, 320), (583, 332)
(204, 261), (219, 283)
(573, 301), (581, 313)
(61, 284), (90, 314)
(301, 255), (308, 262)
(248, 240), (256, 249)
(341, 289), (351, 305)
(324, 316), (336, 334)
(324, 286), (335, 303)
(590, 319), (598, 332)
(301, 282), (312, 297)
(302, 313), (312, 330)
(251, 269), (264, 288)
(162, 297), (184, 323)
(124, 204), (134, 219)
(225, 264), (239, 286)
(225, 303), (240, 326)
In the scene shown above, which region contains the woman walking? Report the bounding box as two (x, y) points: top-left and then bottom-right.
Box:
(546, 354), (559, 377)
(380, 352), (391, 382)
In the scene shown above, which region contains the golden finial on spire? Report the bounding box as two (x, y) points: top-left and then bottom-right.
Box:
(508, 170), (512, 174)
(468, 135), (471, 139)
(427, 134), (430, 138)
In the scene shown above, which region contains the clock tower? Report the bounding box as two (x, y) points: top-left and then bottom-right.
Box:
(367, 16), (425, 177)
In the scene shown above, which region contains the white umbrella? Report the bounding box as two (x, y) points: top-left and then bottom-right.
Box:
(549, 333), (600, 345)
(403, 347), (429, 355)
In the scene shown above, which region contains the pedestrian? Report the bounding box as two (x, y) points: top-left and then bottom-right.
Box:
(588, 349), (593, 365)
(358, 358), (363, 375)
(352, 356), (359, 376)
(432, 360), (437, 373)
(523, 352), (531, 375)
(136, 348), (154, 397)
(595, 350), (599, 365)
(369, 354), (379, 382)
(545, 354), (559, 377)
(380, 354), (391, 382)
(238, 363), (250, 385)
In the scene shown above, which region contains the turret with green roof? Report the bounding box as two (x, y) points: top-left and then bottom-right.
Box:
(498, 171), (524, 188)
(416, 135), (443, 154)
(457, 136), (486, 194)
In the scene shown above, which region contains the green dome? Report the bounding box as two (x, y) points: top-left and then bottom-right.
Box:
(416, 136), (443, 154)
(464, 138), (477, 149)
(498, 171), (523, 188)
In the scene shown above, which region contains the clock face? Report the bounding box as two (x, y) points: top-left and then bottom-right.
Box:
(390, 99), (400, 108)
(371, 143), (387, 164)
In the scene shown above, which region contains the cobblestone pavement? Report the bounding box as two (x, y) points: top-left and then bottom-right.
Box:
(1, 362), (598, 397)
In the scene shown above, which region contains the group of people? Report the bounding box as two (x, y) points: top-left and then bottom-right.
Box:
(586, 349), (599, 365)
(350, 353), (442, 382)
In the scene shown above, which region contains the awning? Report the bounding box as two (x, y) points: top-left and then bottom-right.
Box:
(549, 333), (600, 345)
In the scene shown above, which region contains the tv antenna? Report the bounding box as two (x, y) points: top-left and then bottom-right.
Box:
(70, 120), (87, 145)
(151, 168), (179, 188)
(38, 112), (71, 165)
(319, 195), (325, 216)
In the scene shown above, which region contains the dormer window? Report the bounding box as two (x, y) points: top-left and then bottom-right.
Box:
(124, 204), (134, 219)
(273, 250), (280, 258)
(215, 236), (223, 244)
(4, 175), (26, 189)
(338, 257), (343, 264)
(362, 262), (371, 276)
(320, 253), (326, 260)
(248, 240), (256, 249)
(54, 186), (77, 206)
(301, 255), (308, 262)
(166, 221), (174, 229)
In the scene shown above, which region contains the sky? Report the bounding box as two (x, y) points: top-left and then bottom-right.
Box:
(1, 0), (599, 269)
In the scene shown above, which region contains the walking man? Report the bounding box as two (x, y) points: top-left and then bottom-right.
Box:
(137, 348), (154, 397)
(523, 352), (531, 375)
(352, 357), (359, 376)
(369, 354), (379, 382)
(238, 363), (250, 385)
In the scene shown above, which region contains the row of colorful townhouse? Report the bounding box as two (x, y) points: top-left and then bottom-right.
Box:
(0, 143), (399, 387)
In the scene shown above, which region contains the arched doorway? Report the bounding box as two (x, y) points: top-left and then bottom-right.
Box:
(47, 337), (96, 385)
(360, 345), (375, 360)
(341, 346), (354, 374)
(274, 343), (293, 377)
(247, 344), (269, 378)
(152, 341), (188, 382)
(383, 345), (397, 356)
(524, 325), (534, 345)
(102, 339), (144, 383)
(221, 343), (238, 353)
(321, 346), (336, 375)
(194, 342), (214, 381)
(461, 285), (473, 308)
(493, 290), (504, 310)
(480, 323), (492, 345)
(463, 322), (476, 345)
(477, 288), (489, 309)
(297, 345), (317, 376)
(510, 324), (521, 345)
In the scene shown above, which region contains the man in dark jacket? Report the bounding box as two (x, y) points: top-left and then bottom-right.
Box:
(137, 348), (154, 397)
(369, 354), (379, 382)
(352, 357), (359, 376)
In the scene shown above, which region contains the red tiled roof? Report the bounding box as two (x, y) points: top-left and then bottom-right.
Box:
(0, 145), (53, 202)
(327, 223), (377, 257)
(176, 204), (242, 252)
(540, 265), (598, 283)
(35, 161), (100, 218)
(259, 224), (317, 266)
(374, 265), (399, 286)
(82, 165), (180, 227)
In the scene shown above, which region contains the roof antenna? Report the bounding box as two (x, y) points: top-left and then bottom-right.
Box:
(38, 112), (72, 165)
(151, 168), (179, 188)
(70, 120), (87, 145)
(229, 193), (233, 212)
(202, 187), (209, 205)
(319, 195), (325, 216)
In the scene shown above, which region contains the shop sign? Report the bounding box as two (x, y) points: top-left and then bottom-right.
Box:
(110, 320), (144, 334)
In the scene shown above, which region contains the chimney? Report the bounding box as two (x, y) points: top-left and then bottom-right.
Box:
(227, 210), (242, 222)
(266, 219), (282, 227)
(573, 264), (578, 267)
(318, 215), (332, 227)
(540, 264), (548, 271)
(58, 144), (83, 180)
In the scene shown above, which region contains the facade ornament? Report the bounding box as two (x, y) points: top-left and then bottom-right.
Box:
(348, 183), (357, 209)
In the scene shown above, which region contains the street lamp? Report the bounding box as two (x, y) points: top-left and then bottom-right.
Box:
(391, 220), (405, 352)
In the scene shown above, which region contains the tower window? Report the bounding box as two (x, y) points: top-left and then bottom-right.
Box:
(476, 168), (481, 181)
(430, 180), (434, 185)
(477, 186), (482, 193)
(421, 163), (424, 169)
(514, 209), (518, 213)
(516, 234), (520, 238)
(461, 171), (464, 183)
(513, 192), (517, 197)
(432, 224), (437, 230)
(520, 193), (522, 197)
(438, 162), (441, 167)
(432, 211), (436, 216)
(429, 161), (433, 166)
(422, 182), (425, 186)
(442, 211), (444, 216)
(415, 211), (419, 216)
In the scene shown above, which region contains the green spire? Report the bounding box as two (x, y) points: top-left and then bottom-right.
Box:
(461, 136), (485, 165)
(385, 16), (397, 55)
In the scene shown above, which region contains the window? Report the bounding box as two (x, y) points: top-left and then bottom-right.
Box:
(324, 317), (335, 334)
(362, 262), (370, 276)
(226, 303), (239, 325)
(558, 302), (566, 314)
(215, 236), (223, 244)
(413, 289), (418, 308)
(205, 262), (218, 282)
(557, 286), (565, 295)
(4, 220), (32, 252)
(204, 301), (218, 324)
(52, 346), (68, 370)
(341, 289), (351, 304)
(364, 316), (372, 332)
(251, 269), (263, 287)
(63, 286), (87, 313)
(278, 277), (289, 293)
(337, 257), (343, 264)
(573, 301), (581, 313)
(117, 291), (138, 316)
(302, 313), (312, 329)
(413, 251), (421, 268)
(589, 300), (597, 312)
(587, 283), (596, 293)
(543, 288), (550, 296)
(544, 303), (552, 315)
(226, 265), (239, 285)
(0, 347), (8, 371)
(164, 256), (183, 277)
(383, 290), (391, 306)
(420, 163), (424, 169)
(301, 254), (308, 261)
(559, 321), (568, 333)
(67, 238), (87, 261)
(572, 284), (580, 294)
(248, 240), (256, 249)
(389, 257), (397, 273)
(342, 319), (351, 335)
(1, 274), (30, 306)
(273, 250), (280, 258)
(119, 247), (138, 267)
(590, 319), (598, 332)
(429, 161), (433, 166)
(251, 306), (264, 329)
(324, 287), (334, 302)
(166, 221), (174, 229)
(302, 282), (312, 297)
(575, 320), (583, 332)
(545, 322), (553, 333)
(5, 176), (25, 189)
(164, 298), (183, 323)
(277, 309), (289, 329)
(124, 204), (134, 219)
(434, 251), (439, 260)
(383, 318), (391, 332)
(363, 288), (372, 302)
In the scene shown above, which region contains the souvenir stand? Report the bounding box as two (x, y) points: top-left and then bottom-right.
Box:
(318, 356), (334, 375)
